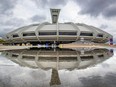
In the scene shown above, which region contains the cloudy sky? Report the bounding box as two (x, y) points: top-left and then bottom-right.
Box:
(0, 0), (116, 41)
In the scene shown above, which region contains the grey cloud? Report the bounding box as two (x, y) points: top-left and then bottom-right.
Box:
(80, 73), (116, 87)
(0, 28), (13, 37)
(0, 75), (13, 87)
(101, 63), (110, 68)
(0, 18), (24, 27)
(0, 66), (51, 87)
(0, 0), (23, 37)
(75, 0), (116, 17)
(33, 0), (68, 8)
(0, 0), (17, 15)
(31, 15), (46, 22)
(29, 70), (46, 80)
(104, 73), (116, 86)
(80, 76), (104, 87)
(103, 5), (116, 17)
(100, 24), (108, 29)
(0, 18), (25, 37)
(49, 0), (67, 7)
(32, 0), (48, 8)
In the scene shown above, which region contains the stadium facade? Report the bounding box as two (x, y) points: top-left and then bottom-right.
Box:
(4, 9), (113, 45)
(2, 48), (113, 69)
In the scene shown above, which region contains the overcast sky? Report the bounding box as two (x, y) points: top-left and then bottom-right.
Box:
(0, 0), (116, 42)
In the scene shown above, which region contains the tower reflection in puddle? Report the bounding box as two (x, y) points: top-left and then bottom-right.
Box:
(2, 48), (114, 86)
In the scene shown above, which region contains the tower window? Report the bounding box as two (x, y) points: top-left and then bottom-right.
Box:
(53, 15), (57, 23)
(52, 10), (58, 13)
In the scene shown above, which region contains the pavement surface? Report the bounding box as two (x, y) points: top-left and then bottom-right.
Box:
(0, 44), (116, 51)
(58, 44), (116, 48)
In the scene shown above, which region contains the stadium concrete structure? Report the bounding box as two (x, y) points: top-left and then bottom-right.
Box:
(2, 48), (113, 69)
(4, 9), (113, 45)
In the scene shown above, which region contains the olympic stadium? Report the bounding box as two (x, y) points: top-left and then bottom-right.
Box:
(4, 9), (113, 45)
(2, 48), (113, 70)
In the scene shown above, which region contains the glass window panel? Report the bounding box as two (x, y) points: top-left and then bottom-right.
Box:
(12, 34), (19, 38)
(39, 32), (57, 35)
(23, 33), (35, 36)
(59, 32), (77, 35)
(80, 33), (93, 36)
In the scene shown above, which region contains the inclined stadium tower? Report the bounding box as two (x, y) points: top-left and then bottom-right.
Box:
(4, 9), (113, 45)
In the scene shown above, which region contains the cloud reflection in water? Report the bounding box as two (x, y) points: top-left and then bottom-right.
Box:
(0, 48), (115, 87)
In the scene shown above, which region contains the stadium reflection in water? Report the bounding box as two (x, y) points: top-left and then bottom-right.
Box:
(1, 48), (114, 86)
